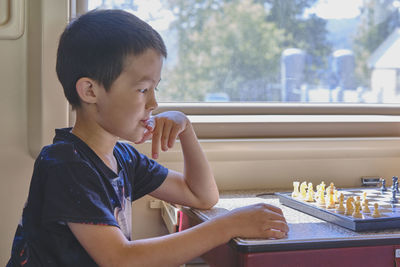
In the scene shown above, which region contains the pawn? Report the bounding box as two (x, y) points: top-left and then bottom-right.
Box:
(336, 193), (345, 214)
(362, 199), (370, 213)
(372, 203), (381, 218)
(352, 201), (362, 218)
(380, 178), (387, 192)
(292, 181), (300, 198)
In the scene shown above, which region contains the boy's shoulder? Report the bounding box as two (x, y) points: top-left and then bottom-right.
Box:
(37, 140), (81, 167)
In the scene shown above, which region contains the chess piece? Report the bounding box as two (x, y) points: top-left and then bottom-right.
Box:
(306, 182), (315, 202)
(320, 181), (326, 193)
(396, 181), (399, 193)
(326, 182), (335, 195)
(292, 181), (300, 198)
(362, 199), (370, 213)
(372, 203), (381, 218)
(352, 201), (362, 218)
(326, 188), (336, 209)
(336, 193), (345, 214)
(334, 189), (339, 203)
(380, 178), (387, 192)
(318, 187), (326, 207)
(345, 197), (354, 215)
(315, 185), (321, 201)
(391, 189), (398, 203)
(300, 181), (307, 200)
(362, 192), (367, 204)
(392, 176), (398, 191)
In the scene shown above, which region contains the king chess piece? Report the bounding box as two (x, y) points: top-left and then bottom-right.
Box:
(391, 188), (398, 204)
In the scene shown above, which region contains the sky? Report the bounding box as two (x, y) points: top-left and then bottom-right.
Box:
(88, 0), (174, 31)
(88, 0), (365, 31)
(305, 0), (363, 19)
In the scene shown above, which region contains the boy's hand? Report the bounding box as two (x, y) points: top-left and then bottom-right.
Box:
(136, 111), (190, 159)
(222, 203), (289, 240)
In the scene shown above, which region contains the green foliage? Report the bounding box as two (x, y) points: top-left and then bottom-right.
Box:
(159, 0), (330, 101)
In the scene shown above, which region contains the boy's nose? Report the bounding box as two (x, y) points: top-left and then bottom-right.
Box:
(146, 92), (158, 111)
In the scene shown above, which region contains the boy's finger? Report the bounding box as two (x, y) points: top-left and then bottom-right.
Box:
(263, 229), (287, 239)
(264, 220), (289, 233)
(161, 121), (173, 151)
(151, 119), (163, 159)
(168, 126), (180, 148)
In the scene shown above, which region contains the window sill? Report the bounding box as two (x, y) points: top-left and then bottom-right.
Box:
(187, 115), (400, 138)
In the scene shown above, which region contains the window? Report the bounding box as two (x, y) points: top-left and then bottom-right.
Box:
(78, 0), (400, 139)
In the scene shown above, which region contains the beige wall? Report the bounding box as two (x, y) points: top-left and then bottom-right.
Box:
(0, 0), (69, 264)
(0, 4), (31, 266)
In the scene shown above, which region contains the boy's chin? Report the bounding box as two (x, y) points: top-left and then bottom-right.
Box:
(129, 132), (147, 144)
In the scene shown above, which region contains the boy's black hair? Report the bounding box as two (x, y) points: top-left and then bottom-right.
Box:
(56, 9), (167, 108)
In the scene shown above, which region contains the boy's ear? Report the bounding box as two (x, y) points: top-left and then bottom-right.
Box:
(75, 77), (98, 104)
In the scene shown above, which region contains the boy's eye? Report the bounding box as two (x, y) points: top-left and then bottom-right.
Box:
(138, 88), (148, 93)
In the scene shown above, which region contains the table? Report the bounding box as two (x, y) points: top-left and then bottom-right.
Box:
(180, 191), (400, 267)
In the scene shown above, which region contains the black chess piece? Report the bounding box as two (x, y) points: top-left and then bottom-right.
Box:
(380, 178), (387, 192)
(393, 176), (398, 188)
(392, 189), (398, 203)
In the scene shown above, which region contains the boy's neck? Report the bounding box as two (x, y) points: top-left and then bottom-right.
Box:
(71, 110), (119, 173)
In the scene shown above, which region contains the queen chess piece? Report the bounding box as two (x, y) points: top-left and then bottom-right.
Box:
(392, 176), (398, 190)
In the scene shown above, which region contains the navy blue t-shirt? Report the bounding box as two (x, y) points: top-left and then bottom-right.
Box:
(7, 128), (168, 266)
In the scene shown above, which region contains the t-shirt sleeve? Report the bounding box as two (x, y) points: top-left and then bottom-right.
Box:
(41, 161), (118, 227)
(129, 148), (168, 201)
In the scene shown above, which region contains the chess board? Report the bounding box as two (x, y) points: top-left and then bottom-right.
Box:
(275, 187), (400, 231)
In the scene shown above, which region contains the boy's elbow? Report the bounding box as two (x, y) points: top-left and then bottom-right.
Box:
(198, 191), (219, 210)
(210, 191), (220, 207)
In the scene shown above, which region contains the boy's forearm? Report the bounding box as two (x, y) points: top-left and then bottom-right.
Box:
(179, 123), (219, 208)
(122, 216), (231, 267)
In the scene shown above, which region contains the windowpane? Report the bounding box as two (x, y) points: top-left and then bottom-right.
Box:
(87, 0), (400, 104)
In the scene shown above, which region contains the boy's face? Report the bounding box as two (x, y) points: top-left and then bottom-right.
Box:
(94, 49), (162, 143)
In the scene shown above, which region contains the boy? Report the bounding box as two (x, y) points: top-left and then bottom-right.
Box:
(8, 9), (288, 267)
